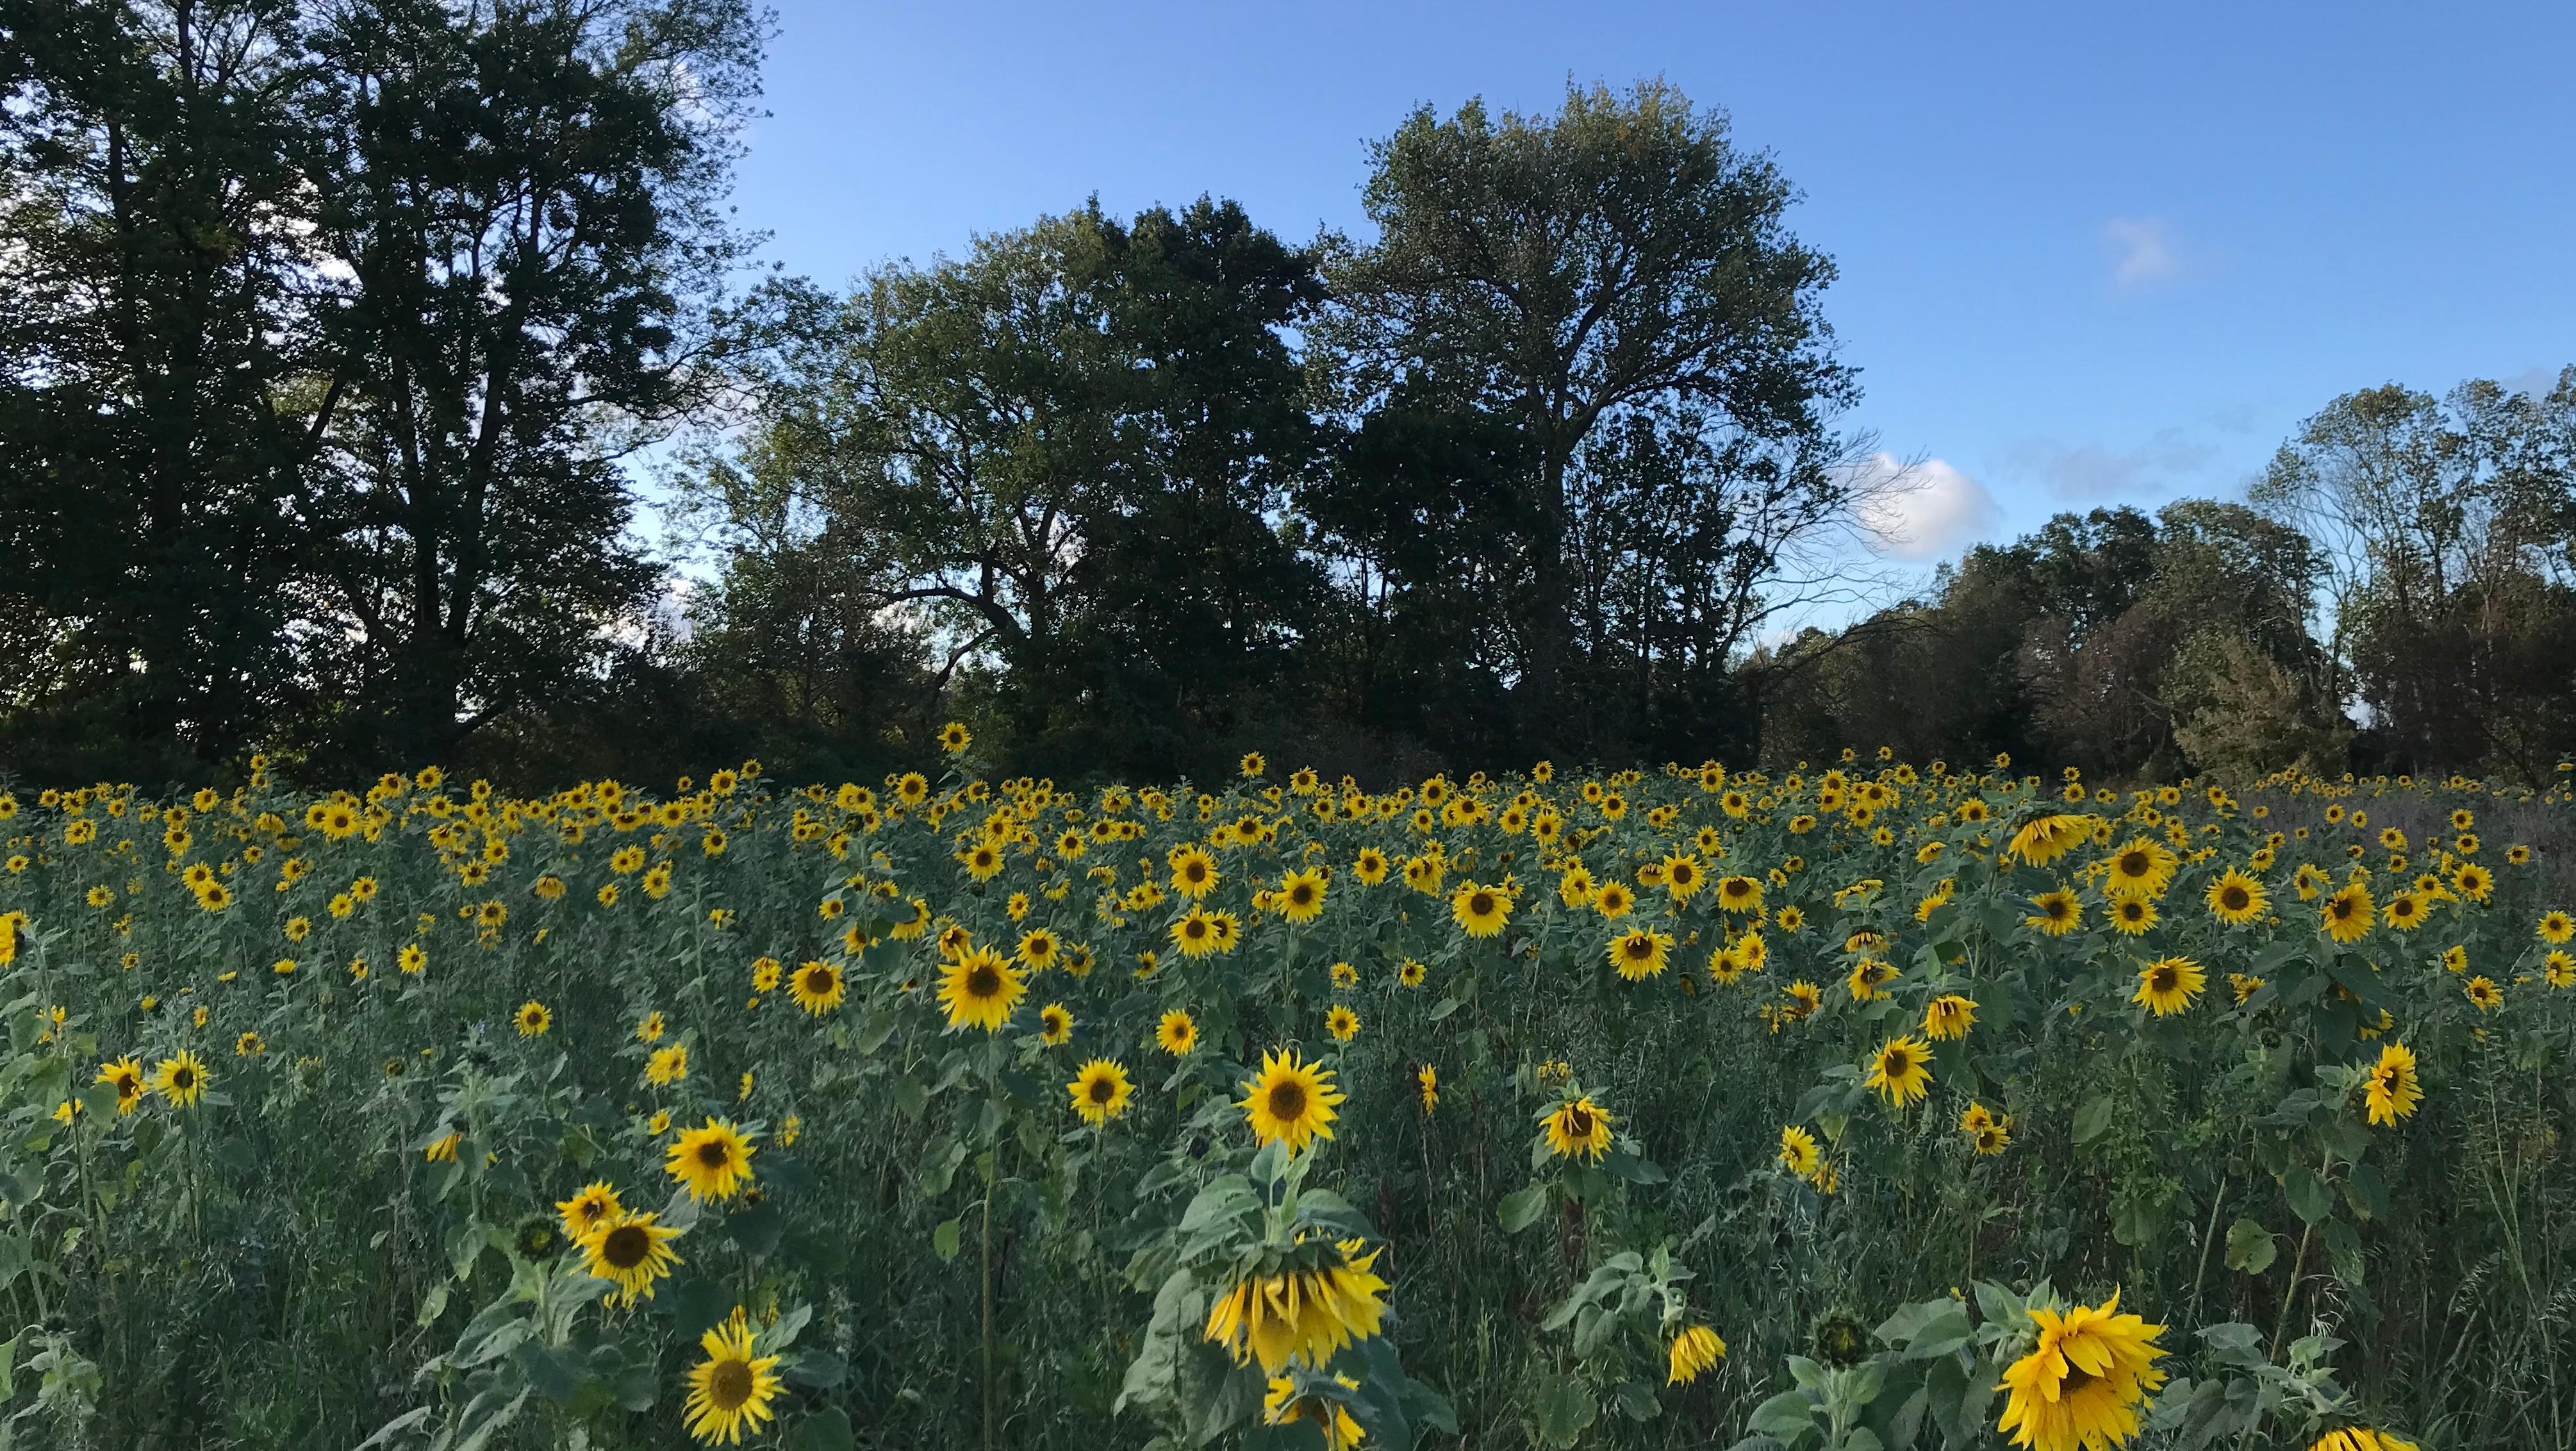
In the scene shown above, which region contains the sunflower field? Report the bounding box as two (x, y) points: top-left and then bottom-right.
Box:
(0, 747), (2573, 1451)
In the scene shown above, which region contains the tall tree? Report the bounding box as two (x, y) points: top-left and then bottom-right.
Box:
(1321, 79), (1853, 755)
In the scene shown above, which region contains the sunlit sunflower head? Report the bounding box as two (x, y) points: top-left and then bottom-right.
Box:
(1864, 1036), (1933, 1107)
(2538, 909), (2574, 945)
(1353, 847), (1390, 886)
(1778, 1123), (1821, 1178)
(1608, 927), (1674, 981)
(1037, 1002), (1074, 1045)
(1239, 1048), (1342, 1150)
(153, 1050), (210, 1108)
(2546, 949), (2576, 990)
(1325, 1004), (1361, 1042)
(788, 959), (845, 1016)
(1923, 993), (1978, 1041)
(2104, 838), (2176, 897)
(2106, 891), (2158, 936)
(2322, 885), (2375, 943)
(2364, 1042), (2422, 1126)
(2206, 867), (2267, 925)
(1450, 881), (1511, 938)
(2382, 890), (2429, 931)
(1068, 1058), (1134, 1125)
(1156, 1009), (1198, 1055)
(513, 1000), (552, 1038)
(2465, 975), (2502, 1012)
(1276, 866), (1328, 925)
(2132, 956), (2206, 1016)
(1543, 1094), (1615, 1163)
(556, 1180), (624, 1241)
(97, 1056), (145, 1115)
(1716, 874), (1763, 913)
(682, 1310), (784, 1445)
(581, 1208), (683, 1307)
(1397, 958), (1428, 987)
(1996, 1290), (2168, 1451)
(938, 947), (1027, 1032)
(665, 1118), (758, 1202)
(1592, 880), (1635, 919)
(2025, 888), (2083, 937)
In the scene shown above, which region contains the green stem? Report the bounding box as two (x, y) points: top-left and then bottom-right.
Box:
(2268, 1221), (2312, 1361)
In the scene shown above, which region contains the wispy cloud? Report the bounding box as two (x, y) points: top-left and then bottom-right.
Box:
(1851, 454), (2001, 561)
(2002, 431), (2216, 501)
(2101, 216), (2178, 290)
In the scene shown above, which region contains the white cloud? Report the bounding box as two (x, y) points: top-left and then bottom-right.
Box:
(2102, 217), (2177, 290)
(1851, 454), (2000, 563)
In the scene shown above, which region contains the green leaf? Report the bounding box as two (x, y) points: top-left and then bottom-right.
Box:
(1532, 1374), (1597, 1447)
(2224, 1218), (2277, 1275)
(932, 1219), (961, 1261)
(1747, 1388), (1819, 1438)
(2072, 1095), (2117, 1147)
(1613, 1380), (1660, 1421)
(788, 1408), (854, 1451)
(1499, 1184), (1549, 1233)
(2283, 1163), (2332, 1225)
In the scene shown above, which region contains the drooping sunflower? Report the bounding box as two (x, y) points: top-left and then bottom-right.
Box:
(1667, 1323), (1728, 1386)
(1923, 993), (1978, 1041)
(2024, 888), (2083, 937)
(1156, 1009), (1199, 1055)
(2102, 838), (2177, 897)
(2132, 956), (2205, 1017)
(2205, 868), (2267, 925)
(2005, 813), (2094, 868)
(2363, 1043), (2421, 1126)
(1239, 1049), (1343, 1150)
(153, 1050), (210, 1109)
(1865, 1036), (1934, 1107)
(665, 1118), (758, 1203)
(1262, 1373), (1367, 1448)
(1995, 1290), (2168, 1451)
(1417, 1065), (1439, 1113)
(556, 1181), (624, 1242)
(1543, 1095), (1615, 1163)
(1203, 1236), (1387, 1373)
(1449, 881), (1511, 938)
(788, 959), (845, 1016)
(582, 1208), (684, 1307)
(682, 1311), (784, 1445)
(2322, 885), (2375, 944)
(1068, 1059), (1134, 1125)
(937, 947), (1026, 1032)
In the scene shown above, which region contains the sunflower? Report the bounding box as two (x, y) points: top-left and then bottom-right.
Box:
(581, 1208), (684, 1307)
(1016, 928), (1060, 971)
(1157, 1009), (1199, 1055)
(2006, 813), (2093, 867)
(937, 720), (971, 752)
(1924, 993), (1978, 1041)
(2205, 868), (2266, 925)
(1169, 908), (1224, 959)
(2451, 863), (2492, 902)
(2465, 975), (2502, 1012)
(1352, 847), (1390, 886)
(2538, 909), (2573, 945)
(2547, 949), (2576, 989)
(153, 1050), (210, 1108)
(788, 959), (844, 1016)
(1204, 1237), (1387, 1374)
(2363, 1043), (2421, 1125)
(1865, 1036), (1933, 1107)
(938, 947), (1026, 1032)
(515, 1000), (552, 1038)
(1068, 1059), (1134, 1124)
(1262, 1374), (1366, 1448)
(1274, 866), (1328, 925)
(1661, 853), (1705, 901)
(1593, 880), (1636, 918)
(1449, 881), (1511, 938)
(556, 1181), (624, 1241)
(1324, 1004), (1360, 1042)
(1996, 1290), (2168, 1451)
(2025, 888), (2082, 937)
(1609, 927), (1674, 981)
(2381, 890), (2429, 931)
(1417, 1065), (1439, 1113)
(1712, 874), (1764, 914)
(647, 1043), (689, 1086)
(1778, 1123), (1822, 1179)
(665, 1118), (758, 1203)
(1168, 845), (1220, 899)
(2102, 838), (2177, 897)
(2106, 892), (2158, 936)
(2322, 885), (2375, 943)
(1239, 1049), (1342, 1150)
(2308, 1429), (2421, 1451)
(1543, 1095), (1615, 1163)
(1037, 1002), (1074, 1045)
(2132, 956), (2205, 1016)
(682, 1310), (784, 1445)
(1667, 1323), (1728, 1385)
(97, 1056), (145, 1115)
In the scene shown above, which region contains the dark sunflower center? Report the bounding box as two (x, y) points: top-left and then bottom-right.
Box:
(2222, 887), (2249, 911)
(805, 969), (831, 993)
(1292, 884), (1315, 905)
(1887, 1050), (1911, 1074)
(1625, 938), (1653, 960)
(697, 1140), (731, 1168)
(602, 1225), (649, 1268)
(1267, 1082), (1307, 1120)
(709, 1359), (754, 1409)
(1566, 1108), (1593, 1136)
(1470, 892), (1494, 914)
(2152, 967), (2178, 991)
(2120, 852), (2149, 875)
(966, 965), (1001, 996)
(1089, 1077), (1115, 1103)
(173, 1068), (194, 1088)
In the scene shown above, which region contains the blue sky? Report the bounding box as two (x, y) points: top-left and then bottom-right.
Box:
(725, 1), (2575, 572)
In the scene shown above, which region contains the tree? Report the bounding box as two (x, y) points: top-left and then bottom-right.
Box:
(1321, 78), (1854, 756)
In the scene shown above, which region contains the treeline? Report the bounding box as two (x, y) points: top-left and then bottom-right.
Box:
(5, 3), (2573, 789)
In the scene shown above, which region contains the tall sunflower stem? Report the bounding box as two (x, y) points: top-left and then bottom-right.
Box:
(2268, 1220), (2313, 1361)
